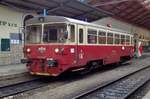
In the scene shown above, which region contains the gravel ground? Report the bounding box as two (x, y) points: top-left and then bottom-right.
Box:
(6, 53), (150, 99)
(127, 79), (150, 99)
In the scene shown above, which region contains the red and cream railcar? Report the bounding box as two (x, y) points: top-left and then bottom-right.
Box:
(22, 16), (134, 76)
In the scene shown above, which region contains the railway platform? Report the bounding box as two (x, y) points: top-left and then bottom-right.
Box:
(0, 64), (27, 79)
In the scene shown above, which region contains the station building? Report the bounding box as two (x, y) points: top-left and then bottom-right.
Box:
(0, 0), (149, 66)
(0, 5), (35, 65)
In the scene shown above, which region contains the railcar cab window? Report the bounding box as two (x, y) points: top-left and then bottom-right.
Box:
(88, 29), (97, 44)
(43, 23), (67, 43)
(107, 32), (113, 44)
(26, 25), (42, 44)
(98, 31), (106, 44)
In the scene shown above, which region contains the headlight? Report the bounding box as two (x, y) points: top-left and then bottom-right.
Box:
(55, 48), (59, 53)
(27, 48), (31, 52)
(122, 46), (125, 50)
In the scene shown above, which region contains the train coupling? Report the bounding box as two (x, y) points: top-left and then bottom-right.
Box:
(21, 58), (31, 64)
(46, 58), (58, 67)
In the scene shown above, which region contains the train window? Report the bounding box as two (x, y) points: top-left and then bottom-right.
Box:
(26, 25), (42, 44)
(79, 29), (83, 43)
(114, 34), (120, 44)
(121, 35), (125, 45)
(87, 29), (97, 44)
(98, 31), (106, 44)
(48, 29), (57, 41)
(131, 37), (134, 44)
(69, 25), (75, 43)
(126, 35), (130, 45)
(107, 32), (113, 44)
(43, 23), (67, 43)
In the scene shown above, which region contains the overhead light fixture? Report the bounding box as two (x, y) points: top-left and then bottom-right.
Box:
(38, 17), (45, 22)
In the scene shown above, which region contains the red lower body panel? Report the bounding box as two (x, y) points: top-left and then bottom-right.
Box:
(24, 45), (134, 76)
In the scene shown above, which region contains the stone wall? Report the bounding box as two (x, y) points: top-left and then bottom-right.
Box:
(0, 5), (24, 65)
(0, 44), (23, 65)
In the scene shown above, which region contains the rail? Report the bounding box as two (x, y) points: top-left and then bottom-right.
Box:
(73, 65), (150, 99)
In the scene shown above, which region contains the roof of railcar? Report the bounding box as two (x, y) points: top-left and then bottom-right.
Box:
(26, 16), (133, 36)
(26, 16), (91, 25)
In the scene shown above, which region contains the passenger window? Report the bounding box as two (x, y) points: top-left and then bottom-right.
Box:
(121, 35), (125, 45)
(87, 29), (97, 44)
(98, 31), (106, 44)
(114, 34), (120, 44)
(107, 33), (113, 44)
(131, 37), (134, 45)
(69, 25), (75, 43)
(126, 35), (130, 45)
(79, 29), (83, 43)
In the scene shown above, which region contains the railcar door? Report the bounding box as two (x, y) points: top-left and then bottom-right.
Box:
(77, 25), (86, 66)
(65, 24), (78, 67)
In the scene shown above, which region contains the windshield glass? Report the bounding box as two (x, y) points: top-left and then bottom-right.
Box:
(25, 25), (42, 44)
(43, 23), (67, 43)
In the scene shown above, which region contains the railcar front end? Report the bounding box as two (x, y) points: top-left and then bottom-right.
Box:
(22, 22), (77, 76)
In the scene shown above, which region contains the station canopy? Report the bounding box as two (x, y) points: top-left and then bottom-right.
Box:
(88, 0), (150, 30)
(0, 0), (112, 22)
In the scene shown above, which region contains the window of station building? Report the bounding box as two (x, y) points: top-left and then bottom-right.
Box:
(126, 35), (130, 45)
(1, 39), (10, 51)
(114, 34), (120, 44)
(69, 24), (75, 43)
(98, 31), (106, 44)
(121, 35), (125, 45)
(87, 29), (97, 44)
(79, 28), (83, 43)
(10, 33), (22, 44)
(107, 32), (113, 44)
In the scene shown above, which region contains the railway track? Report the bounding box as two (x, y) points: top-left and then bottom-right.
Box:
(73, 65), (150, 99)
(0, 63), (119, 98)
(1, 59), (150, 99)
(0, 71), (90, 98)
(0, 78), (49, 98)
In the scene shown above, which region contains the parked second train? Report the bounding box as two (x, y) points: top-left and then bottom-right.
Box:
(22, 16), (134, 76)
